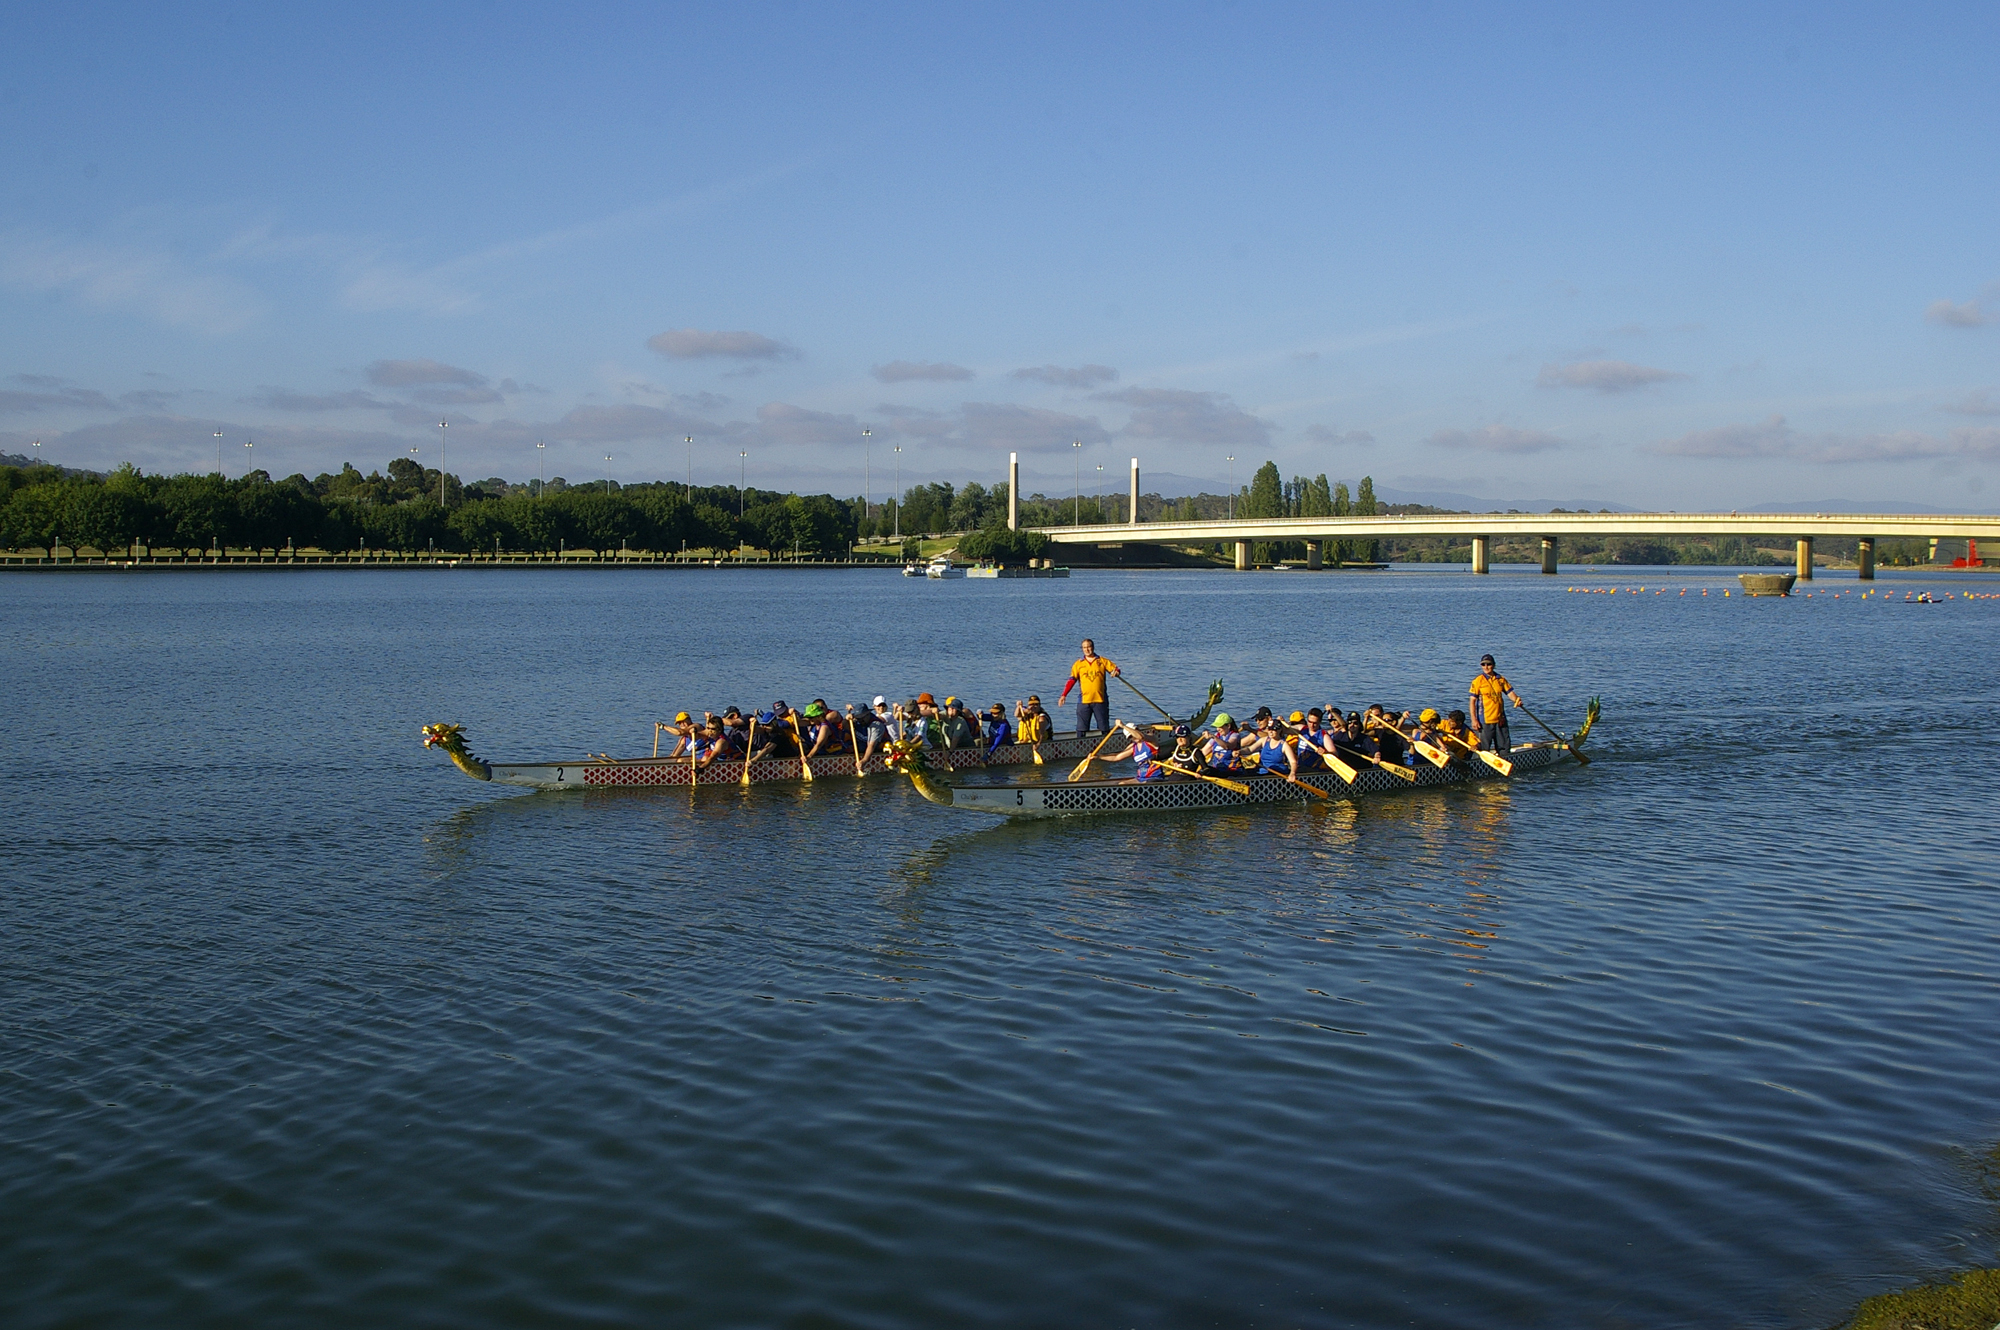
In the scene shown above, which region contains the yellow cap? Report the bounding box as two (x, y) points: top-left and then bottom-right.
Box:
(1288, 711), (1305, 723)
(1419, 708), (1440, 723)
(675, 711), (691, 722)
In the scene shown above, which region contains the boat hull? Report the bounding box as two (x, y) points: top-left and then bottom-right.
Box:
(936, 742), (1571, 818)
(481, 734), (1106, 791)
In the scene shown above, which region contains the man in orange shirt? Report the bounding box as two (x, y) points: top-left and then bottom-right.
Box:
(1468, 654), (1523, 752)
(1058, 638), (1120, 738)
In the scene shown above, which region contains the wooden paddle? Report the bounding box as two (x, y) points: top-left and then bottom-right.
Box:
(1116, 675), (1177, 724)
(739, 718), (758, 785)
(1368, 716), (1450, 769)
(1290, 733), (1361, 784)
(1433, 728), (1514, 776)
(1347, 744), (1419, 782)
(1514, 701), (1591, 766)
(849, 712), (866, 777)
(1158, 758), (1254, 797)
(1068, 724), (1124, 781)
(1254, 763), (1332, 800)
(793, 713), (814, 782)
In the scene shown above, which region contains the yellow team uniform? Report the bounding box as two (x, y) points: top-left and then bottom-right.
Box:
(1468, 673), (1512, 726)
(1018, 711), (1051, 742)
(1070, 656), (1117, 703)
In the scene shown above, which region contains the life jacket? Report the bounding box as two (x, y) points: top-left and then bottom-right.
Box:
(1131, 738), (1160, 779)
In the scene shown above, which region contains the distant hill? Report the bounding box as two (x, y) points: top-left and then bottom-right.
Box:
(1748, 499), (2000, 515)
(0, 451), (100, 479)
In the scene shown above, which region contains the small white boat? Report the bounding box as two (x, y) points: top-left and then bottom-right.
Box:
(902, 562), (924, 576)
(925, 555), (964, 579)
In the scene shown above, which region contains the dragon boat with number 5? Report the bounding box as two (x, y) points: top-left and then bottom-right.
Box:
(880, 699), (1601, 819)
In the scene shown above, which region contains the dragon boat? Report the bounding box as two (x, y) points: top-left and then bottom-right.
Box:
(881, 701), (1600, 819)
(421, 724), (1121, 791)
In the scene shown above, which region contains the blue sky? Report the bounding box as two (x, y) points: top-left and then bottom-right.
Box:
(2, 2), (1995, 509)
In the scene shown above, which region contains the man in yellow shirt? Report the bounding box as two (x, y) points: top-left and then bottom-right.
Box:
(1468, 654), (1522, 752)
(1058, 638), (1120, 738)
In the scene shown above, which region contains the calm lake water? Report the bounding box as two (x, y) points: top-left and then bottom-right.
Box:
(4, 565), (1996, 1329)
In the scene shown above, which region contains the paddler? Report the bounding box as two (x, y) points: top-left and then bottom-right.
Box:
(1058, 638), (1120, 739)
(662, 711), (698, 758)
(1468, 654), (1523, 752)
(1014, 695), (1052, 744)
(1252, 715), (1302, 779)
(1291, 709), (1329, 770)
(1363, 705), (1409, 765)
(1099, 722), (1165, 781)
(1201, 713), (1244, 770)
(982, 704), (1014, 759)
(1164, 724), (1200, 772)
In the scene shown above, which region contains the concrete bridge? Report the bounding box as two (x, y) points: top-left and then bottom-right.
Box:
(1033, 512), (2000, 579)
(999, 453), (1999, 578)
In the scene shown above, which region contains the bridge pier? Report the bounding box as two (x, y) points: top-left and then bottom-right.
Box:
(1796, 537), (1813, 580)
(1305, 540), (1322, 570)
(1540, 537), (1557, 574)
(1471, 536), (1489, 574)
(1857, 537), (1874, 579)
(1234, 540), (1249, 571)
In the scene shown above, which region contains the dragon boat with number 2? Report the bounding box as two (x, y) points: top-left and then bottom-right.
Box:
(880, 699), (1600, 819)
(420, 723), (1114, 791)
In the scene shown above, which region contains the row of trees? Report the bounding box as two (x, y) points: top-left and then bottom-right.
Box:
(0, 454), (1377, 563)
(0, 460), (868, 558)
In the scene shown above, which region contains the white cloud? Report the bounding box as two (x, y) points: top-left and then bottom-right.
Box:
(751, 402), (862, 447)
(647, 328), (798, 360)
(1429, 425), (1567, 454)
(547, 403), (721, 444)
(1536, 360), (1688, 393)
(959, 403), (1112, 452)
(1012, 364), (1118, 388)
(1942, 389), (2000, 418)
(246, 388), (396, 412)
(1925, 298), (1988, 328)
(873, 360), (974, 383)
(366, 359), (488, 388)
(1650, 415), (2000, 463)
(1303, 424), (1374, 446)
(1097, 387), (1272, 448)
(0, 227), (263, 334)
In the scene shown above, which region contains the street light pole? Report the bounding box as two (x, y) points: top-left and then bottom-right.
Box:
(244, 439), (253, 474)
(537, 439), (546, 495)
(437, 420), (448, 506)
(213, 430), (221, 475)
(892, 445), (901, 539)
(1227, 454), (1236, 519)
(605, 455), (613, 496)
(685, 436), (694, 492)
(861, 428), (871, 531)
(739, 450), (747, 515)
(1072, 439), (1082, 525)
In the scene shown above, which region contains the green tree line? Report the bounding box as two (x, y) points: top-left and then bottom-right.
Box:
(0, 458), (873, 558)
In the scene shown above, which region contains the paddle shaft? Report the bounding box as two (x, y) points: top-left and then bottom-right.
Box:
(1116, 675), (1177, 724)
(1368, 717), (1450, 769)
(1434, 727), (1513, 776)
(793, 714), (814, 781)
(1069, 724), (1124, 781)
(1513, 701), (1590, 765)
(849, 712), (865, 777)
(1158, 759), (1254, 797)
(739, 719), (757, 785)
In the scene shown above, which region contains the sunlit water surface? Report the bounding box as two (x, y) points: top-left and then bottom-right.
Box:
(4, 567), (1996, 1329)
